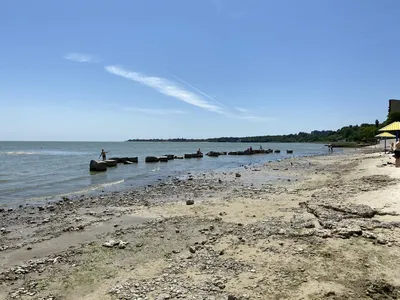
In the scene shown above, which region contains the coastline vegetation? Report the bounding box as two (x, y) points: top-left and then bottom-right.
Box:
(127, 120), (390, 145)
(127, 113), (400, 146)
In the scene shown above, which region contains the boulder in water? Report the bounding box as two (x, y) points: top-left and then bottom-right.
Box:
(105, 160), (117, 167)
(206, 151), (220, 157)
(90, 160), (107, 172)
(127, 157), (138, 163)
(145, 156), (159, 163)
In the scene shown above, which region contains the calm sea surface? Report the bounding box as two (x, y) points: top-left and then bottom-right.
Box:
(0, 141), (332, 205)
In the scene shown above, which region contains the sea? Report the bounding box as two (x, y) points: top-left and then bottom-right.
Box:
(0, 141), (332, 205)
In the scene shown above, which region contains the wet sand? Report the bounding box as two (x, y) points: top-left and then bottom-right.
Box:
(1, 147), (400, 299)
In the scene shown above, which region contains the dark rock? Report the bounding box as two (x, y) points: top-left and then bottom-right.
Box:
(145, 156), (160, 163)
(186, 200), (195, 205)
(189, 246), (196, 254)
(235, 173), (241, 178)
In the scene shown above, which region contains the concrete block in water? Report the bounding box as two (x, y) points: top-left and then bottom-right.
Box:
(105, 160), (117, 167)
(90, 160), (107, 172)
(145, 156), (160, 163)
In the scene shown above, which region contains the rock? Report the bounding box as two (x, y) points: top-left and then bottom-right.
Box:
(105, 160), (117, 167)
(90, 160), (107, 172)
(235, 173), (241, 178)
(118, 241), (128, 249)
(145, 156), (160, 163)
(103, 240), (119, 248)
(324, 291), (336, 297)
(186, 200), (195, 205)
(189, 246), (196, 254)
(228, 296), (238, 300)
(335, 225), (362, 238)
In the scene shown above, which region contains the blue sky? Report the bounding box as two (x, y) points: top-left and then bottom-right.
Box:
(1, 0), (400, 141)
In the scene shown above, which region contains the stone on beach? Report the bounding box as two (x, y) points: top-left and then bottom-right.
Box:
(102, 240), (128, 248)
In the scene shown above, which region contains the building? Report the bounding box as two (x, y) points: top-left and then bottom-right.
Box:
(388, 99), (400, 114)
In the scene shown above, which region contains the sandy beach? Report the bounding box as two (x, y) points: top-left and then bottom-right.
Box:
(1, 146), (400, 300)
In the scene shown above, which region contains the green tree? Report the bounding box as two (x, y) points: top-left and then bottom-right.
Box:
(387, 111), (400, 124)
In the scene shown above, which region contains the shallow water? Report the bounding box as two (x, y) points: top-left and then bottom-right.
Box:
(0, 141), (332, 205)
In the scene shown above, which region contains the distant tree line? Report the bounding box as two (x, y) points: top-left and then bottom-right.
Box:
(127, 113), (400, 144)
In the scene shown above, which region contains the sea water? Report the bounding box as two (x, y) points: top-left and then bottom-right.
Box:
(0, 141), (330, 205)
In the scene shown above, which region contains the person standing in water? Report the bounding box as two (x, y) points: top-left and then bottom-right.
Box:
(99, 149), (109, 161)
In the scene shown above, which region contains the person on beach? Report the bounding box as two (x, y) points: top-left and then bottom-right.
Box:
(99, 149), (109, 161)
(197, 148), (202, 155)
(394, 141), (400, 167)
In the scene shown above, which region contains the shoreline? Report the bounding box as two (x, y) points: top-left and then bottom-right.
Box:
(1, 147), (338, 208)
(1, 146), (400, 299)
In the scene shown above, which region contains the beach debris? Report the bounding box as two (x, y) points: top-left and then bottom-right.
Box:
(46, 205), (55, 211)
(1, 227), (11, 234)
(102, 239), (128, 249)
(186, 200), (195, 205)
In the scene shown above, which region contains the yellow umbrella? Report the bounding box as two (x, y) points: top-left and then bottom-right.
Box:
(378, 121), (400, 142)
(378, 121), (400, 132)
(375, 132), (396, 153)
(375, 132), (396, 138)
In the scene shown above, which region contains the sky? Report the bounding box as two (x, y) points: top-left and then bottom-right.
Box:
(1, 0), (400, 141)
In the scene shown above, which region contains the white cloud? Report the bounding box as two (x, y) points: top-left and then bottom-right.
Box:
(105, 65), (223, 113)
(235, 107), (249, 113)
(105, 65), (273, 122)
(64, 53), (100, 63)
(124, 107), (187, 115)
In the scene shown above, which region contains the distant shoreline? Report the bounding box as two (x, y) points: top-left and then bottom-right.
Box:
(125, 139), (372, 148)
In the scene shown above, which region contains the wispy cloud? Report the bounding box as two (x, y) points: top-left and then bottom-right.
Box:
(64, 52), (100, 63)
(105, 65), (223, 113)
(124, 107), (187, 115)
(235, 107), (249, 113)
(166, 71), (227, 109)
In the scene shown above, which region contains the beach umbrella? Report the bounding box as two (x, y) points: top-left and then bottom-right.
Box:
(378, 121), (400, 141)
(375, 132), (396, 153)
